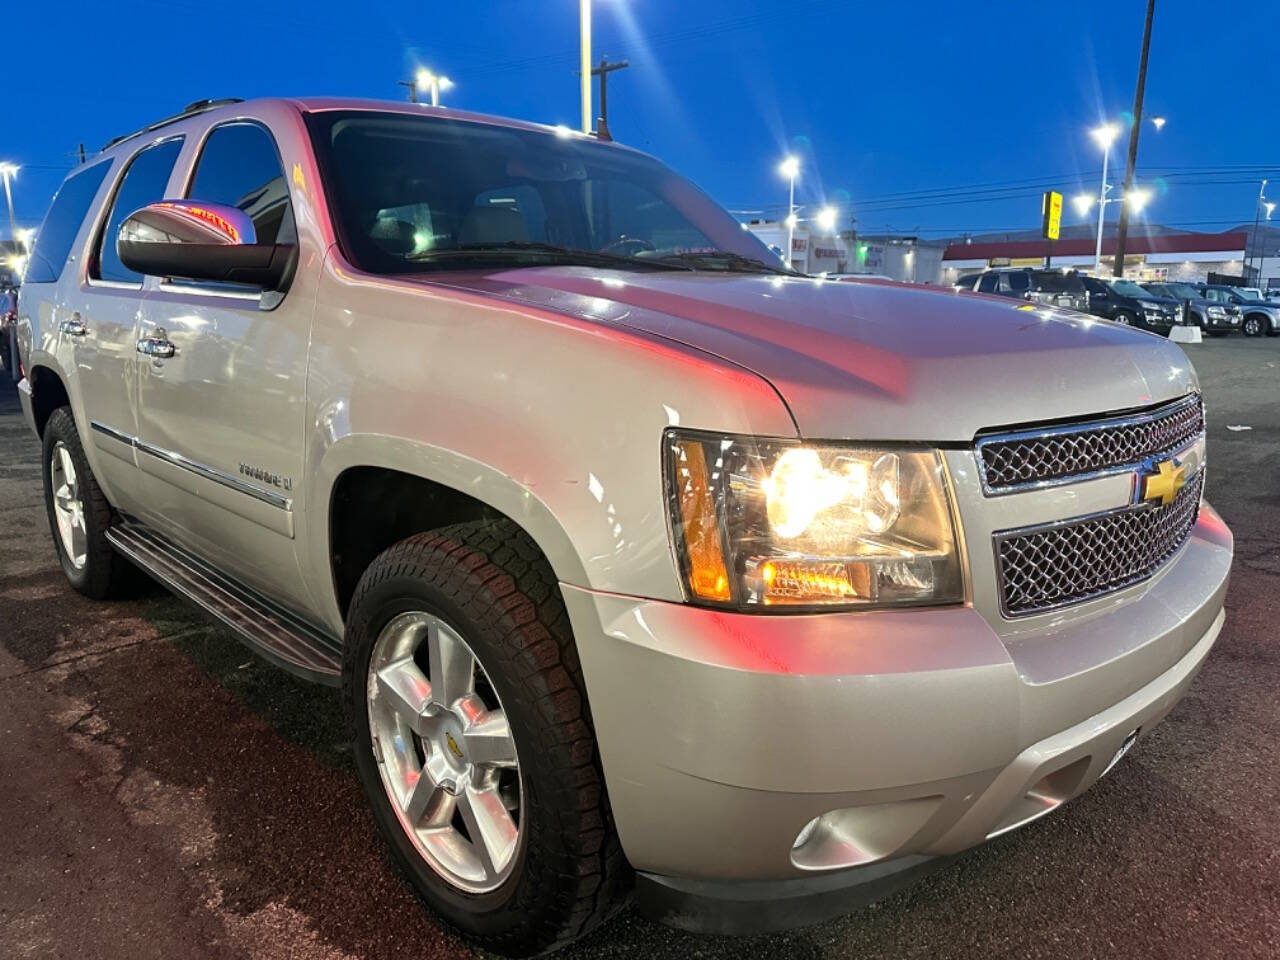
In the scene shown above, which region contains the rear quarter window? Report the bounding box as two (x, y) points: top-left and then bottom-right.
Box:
(25, 161), (112, 284)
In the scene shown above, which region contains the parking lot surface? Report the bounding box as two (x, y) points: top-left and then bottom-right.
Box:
(2, 337), (1278, 960)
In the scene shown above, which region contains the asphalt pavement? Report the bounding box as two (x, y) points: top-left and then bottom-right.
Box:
(1, 336), (1278, 960)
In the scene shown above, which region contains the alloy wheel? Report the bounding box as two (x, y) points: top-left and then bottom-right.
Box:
(50, 441), (87, 569)
(1243, 316), (1261, 336)
(367, 611), (523, 894)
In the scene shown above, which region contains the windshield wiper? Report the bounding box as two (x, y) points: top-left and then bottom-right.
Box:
(646, 250), (797, 276)
(405, 242), (693, 271)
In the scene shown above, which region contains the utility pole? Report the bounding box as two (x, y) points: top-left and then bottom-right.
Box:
(397, 79), (419, 103)
(1112, 0), (1156, 277)
(590, 57), (628, 138)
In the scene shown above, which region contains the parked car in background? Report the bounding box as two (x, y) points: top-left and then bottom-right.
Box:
(953, 273), (980, 291)
(968, 267), (1089, 311)
(1142, 281), (1241, 334)
(1080, 276), (1181, 334)
(1199, 283), (1279, 337)
(1, 287), (18, 376)
(1264, 288), (1280, 303)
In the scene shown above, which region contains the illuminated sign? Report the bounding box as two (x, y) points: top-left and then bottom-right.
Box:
(1042, 191), (1063, 241)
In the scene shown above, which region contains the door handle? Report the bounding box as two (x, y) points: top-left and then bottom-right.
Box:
(136, 336), (176, 359)
(60, 313), (88, 337)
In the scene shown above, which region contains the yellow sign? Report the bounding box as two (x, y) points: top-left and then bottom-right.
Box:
(1140, 458), (1187, 506)
(1042, 191), (1063, 241)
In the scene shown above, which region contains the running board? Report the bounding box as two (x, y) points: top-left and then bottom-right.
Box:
(106, 518), (343, 686)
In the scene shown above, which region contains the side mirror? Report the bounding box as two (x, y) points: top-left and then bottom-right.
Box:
(117, 200), (296, 291)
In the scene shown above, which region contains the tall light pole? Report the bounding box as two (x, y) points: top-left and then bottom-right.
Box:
(580, 0), (592, 133)
(1089, 125), (1121, 275)
(779, 155), (799, 268)
(0, 163), (17, 246)
(1248, 179), (1269, 280)
(416, 69), (453, 107)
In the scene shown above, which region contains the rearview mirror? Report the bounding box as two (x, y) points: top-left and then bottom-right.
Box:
(117, 200), (296, 291)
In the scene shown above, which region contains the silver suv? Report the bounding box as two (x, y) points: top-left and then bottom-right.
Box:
(14, 97), (1232, 955)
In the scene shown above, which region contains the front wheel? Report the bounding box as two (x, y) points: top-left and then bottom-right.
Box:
(343, 521), (628, 956)
(1112, 311), (1135, 326)
(1242, 314), (1264, 337)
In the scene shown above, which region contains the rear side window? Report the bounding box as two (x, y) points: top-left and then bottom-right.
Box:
(187, 122), (293, 246)
(1001, 272), (1030, 294)
(94, 138), (184, 283)
(25, 161), (111, 284)
(977, 273), (999, 293)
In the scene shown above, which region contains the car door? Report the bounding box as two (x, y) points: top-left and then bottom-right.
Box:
(64, 137), (186, 507)
(132, 119), (314, 610)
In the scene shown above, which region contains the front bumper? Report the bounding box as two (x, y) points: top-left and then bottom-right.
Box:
(1204, 313), (1241, 330)
(562, 503), (1231, 928)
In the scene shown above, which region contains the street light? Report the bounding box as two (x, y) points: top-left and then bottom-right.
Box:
(815, 206), (838, 234)
(416, 69), (453, 107)
(1089, 124), (1121, 275)
(580, 0), (592, 133)
(1151, 115), (1167, 131)
(1248, 179), (1270, 279)
(0, 162), (18, 248)
(1125, 187), (1153, 214)
(778, 155), (800, 268)
(1072, 193), (1094, 217)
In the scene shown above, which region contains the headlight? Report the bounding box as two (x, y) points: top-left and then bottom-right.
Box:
(1139, 300), (1162, 313)
(1207, 305), (1226, 318)
(664, 431), (964, 609)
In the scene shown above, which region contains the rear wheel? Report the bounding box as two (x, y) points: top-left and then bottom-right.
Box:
(41, 407), (133, 599)
(343, 521), (628, 956)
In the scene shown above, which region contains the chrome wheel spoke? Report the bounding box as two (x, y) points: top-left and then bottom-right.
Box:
(459, 783), (518, 880)
(427, 620), (475, 708)
(376, 656), (434, 734)
(404, 770), (453, 827)
(462, 709), (518, 768)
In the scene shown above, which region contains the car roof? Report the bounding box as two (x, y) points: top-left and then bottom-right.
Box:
(102, 96), (643, 160)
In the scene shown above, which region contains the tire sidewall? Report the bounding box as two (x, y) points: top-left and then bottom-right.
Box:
(1243, 315), (1262, 337)
(344, 571), (559, 939)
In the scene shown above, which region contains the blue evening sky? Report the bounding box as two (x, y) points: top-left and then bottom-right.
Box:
(4, 0), (1276, 242)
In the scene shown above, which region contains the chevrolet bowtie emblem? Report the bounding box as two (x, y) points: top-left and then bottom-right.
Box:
(1140, 458), (1187, 506)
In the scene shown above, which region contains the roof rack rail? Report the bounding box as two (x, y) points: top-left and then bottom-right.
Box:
(102, 98), (244, 151)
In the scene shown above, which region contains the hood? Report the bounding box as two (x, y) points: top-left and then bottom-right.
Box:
(424, 267), (1199, 442)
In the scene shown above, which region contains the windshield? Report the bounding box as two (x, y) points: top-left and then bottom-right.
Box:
(1159, 282), (1200, 299)
(1108, 279), (1153, 297)
(306, 110), (783, 276)
(1029, 271), (1085, 293)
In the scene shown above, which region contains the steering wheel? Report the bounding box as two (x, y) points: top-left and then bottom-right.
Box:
(599, 235), (655, 257)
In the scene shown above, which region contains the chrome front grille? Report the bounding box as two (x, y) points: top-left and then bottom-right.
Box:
(976, 395), (1204, 494)
(995, 471), (1203, 617)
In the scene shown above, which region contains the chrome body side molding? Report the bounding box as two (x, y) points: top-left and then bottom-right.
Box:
(90, 420), (292, 511)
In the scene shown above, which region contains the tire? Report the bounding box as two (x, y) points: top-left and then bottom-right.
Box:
(1112, 311), (1135, 326)
(41, 406), (133, 599)
(1242, 314), (1263, 337)
(343, 521), (628, 957)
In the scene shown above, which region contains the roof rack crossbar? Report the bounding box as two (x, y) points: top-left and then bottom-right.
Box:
(102, 98), (244, 151)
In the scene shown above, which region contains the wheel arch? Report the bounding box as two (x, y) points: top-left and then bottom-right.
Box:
(27, 363), (72, 438)
(317, 437), (591, 625)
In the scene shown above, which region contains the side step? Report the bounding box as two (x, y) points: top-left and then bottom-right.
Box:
(106, 519), (343, 686)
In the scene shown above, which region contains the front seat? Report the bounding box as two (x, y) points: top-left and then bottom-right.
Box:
(457, 205), (529, 246)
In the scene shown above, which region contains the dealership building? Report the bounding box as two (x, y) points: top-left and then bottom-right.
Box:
(941, 229), (1248, 285)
